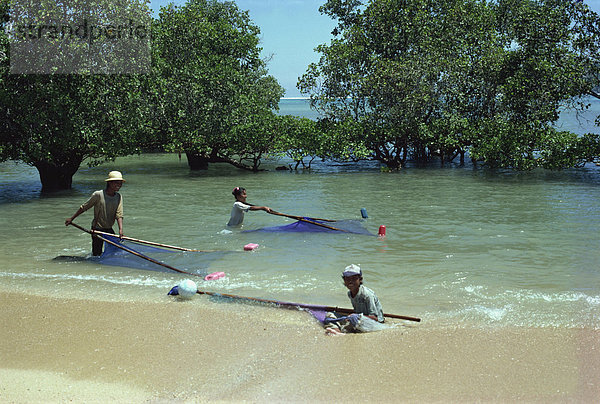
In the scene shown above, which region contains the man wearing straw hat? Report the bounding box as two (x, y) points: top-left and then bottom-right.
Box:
(65, 171), (125, 256)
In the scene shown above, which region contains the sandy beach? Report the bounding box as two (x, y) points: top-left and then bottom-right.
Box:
(0, 290), (598, 403)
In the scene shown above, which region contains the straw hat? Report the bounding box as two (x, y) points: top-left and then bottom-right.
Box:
(105, 171), (125, 182)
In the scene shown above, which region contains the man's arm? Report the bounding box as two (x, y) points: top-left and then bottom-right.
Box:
(65, 192), (98, 226)
(65, 207), (85, 226)
(116, 217), (124, 238)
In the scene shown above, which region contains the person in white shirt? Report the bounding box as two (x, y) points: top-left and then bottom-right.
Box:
(227, 187), (272, 226)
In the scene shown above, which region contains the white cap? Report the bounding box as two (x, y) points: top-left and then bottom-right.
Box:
(342, 264), (362, 277)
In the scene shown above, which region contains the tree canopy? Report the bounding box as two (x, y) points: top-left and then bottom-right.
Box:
(151, 0), (284, 171)
(0, 0), (152, 191)
(298, 0), (600, 169)
(0, 0), (285, 189)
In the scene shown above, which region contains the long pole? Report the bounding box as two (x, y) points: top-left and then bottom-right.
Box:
(67, 222), (202, 278)
(89, 229), (211, 252)
(245, 202), (343, 231)
(270, 211), (337, 222)
(269, 211), (349, 233)
(196, 289), (421, 322)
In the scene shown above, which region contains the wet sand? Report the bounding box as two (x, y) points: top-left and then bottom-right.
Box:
(1, 291), (598, 403)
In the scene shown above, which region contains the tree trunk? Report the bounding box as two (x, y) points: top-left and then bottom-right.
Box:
(185, 151), (209, 170)
(385, 159), (402, 170)
(34, 159), (82, 192)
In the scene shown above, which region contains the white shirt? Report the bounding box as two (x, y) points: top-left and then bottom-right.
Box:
(227, 201), (251, 226)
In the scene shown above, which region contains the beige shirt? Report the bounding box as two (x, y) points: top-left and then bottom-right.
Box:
(80, 190), (123, 229)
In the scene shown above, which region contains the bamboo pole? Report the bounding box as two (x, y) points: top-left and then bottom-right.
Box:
(270, 211), (337, 222)
(269, 211), (349, 233)
(89, 229), (211, 252)
(67, 222), (202, 278)
(196, 289), (421, 322)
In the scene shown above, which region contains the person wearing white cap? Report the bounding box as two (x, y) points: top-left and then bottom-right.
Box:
(324, 264), (385, 335)
(65, 171), (125, 255)
(342, 264), (384, 323)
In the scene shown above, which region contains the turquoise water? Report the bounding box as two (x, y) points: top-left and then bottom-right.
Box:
(276, 98), (322, 120)
(1, 100), (599, 329)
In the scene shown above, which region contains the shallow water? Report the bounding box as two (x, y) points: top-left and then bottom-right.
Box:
(1, 151), (599, 329)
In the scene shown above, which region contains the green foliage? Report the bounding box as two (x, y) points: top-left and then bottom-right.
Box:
(270, 115), (328, 169)
(318, 117), (370, 162)
(0, 0), (286, 189)
(226, 111), (279, 171)
(299, 0), (600, 169)
(0, 0), (151, 191)
(540, 132), (600, 169)
(3, 0), (599, 191)
(1, 75), (146, 162)
(151, 0), (283, 170)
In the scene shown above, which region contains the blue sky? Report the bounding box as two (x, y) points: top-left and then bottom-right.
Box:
(150, 0), (600, 98)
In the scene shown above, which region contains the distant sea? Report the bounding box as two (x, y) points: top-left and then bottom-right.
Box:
(276, 98), (321, 121)
(277, 97), (600, 135)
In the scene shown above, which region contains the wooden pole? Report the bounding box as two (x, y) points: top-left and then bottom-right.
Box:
(270, 211), (337, 222)
(269, 211), (349, 233)
(196, 289), (421, 322)
(89, 229), (211, 252)
(67, 222), (202, 278)
(245, 202), (336, 222)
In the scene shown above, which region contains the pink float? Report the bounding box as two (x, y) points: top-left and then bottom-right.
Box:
(204, 271), (226, 281)
(244, 243), (259, 251)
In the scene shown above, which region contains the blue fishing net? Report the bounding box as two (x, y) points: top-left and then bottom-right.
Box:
(97, 234), (231, 276)
(243, 219), (375, 235)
